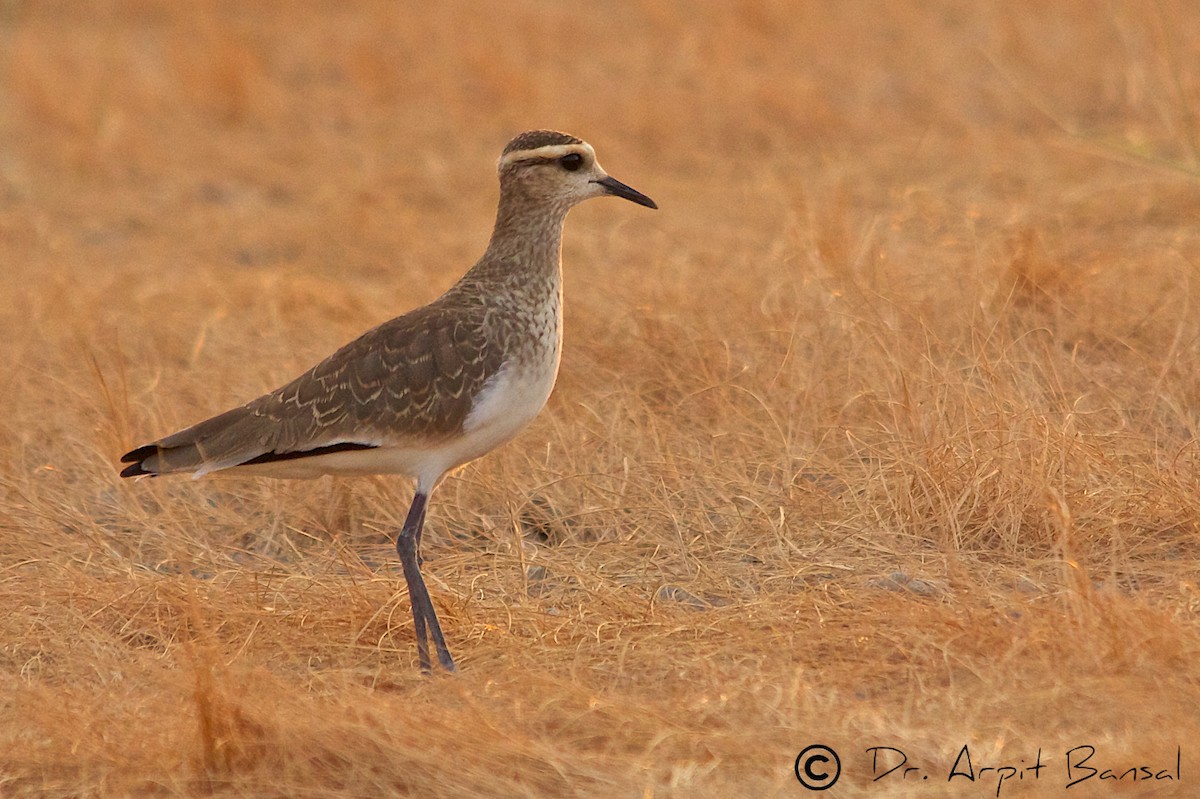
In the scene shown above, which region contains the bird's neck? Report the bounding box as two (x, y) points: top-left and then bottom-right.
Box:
(474, 191), (569, 288)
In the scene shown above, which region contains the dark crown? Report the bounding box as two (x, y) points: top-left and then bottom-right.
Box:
(502, 130), (583, 155)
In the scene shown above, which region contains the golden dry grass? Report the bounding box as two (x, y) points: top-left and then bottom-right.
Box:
(2, 1), (1200, 796)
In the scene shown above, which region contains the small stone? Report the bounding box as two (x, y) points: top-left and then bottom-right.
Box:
(656, 585), (710, 611)
(867, 571), (945, 596)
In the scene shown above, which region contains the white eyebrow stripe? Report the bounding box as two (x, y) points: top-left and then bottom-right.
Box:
(499, 142), (596, 168)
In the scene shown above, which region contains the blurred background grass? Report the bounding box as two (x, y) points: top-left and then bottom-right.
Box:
(2, 1), (1200, 796)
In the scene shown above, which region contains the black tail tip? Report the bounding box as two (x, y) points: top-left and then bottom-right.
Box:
(120, 444), (158, 464)
(119, 444), (160, 478)
(120, 462), (155, 478)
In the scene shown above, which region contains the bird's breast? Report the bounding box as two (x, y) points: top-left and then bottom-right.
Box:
(449, 280), (562, 467)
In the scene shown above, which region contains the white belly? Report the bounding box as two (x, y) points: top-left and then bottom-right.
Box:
(458, 357), (558, 460)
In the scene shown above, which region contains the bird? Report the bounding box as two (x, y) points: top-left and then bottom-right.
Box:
(118, 130), (657, 672)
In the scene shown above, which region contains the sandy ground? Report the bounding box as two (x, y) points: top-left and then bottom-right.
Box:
(1, 2), (1199, 796)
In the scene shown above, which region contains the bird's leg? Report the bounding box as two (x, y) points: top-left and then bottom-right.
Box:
(396, 493), (431, 670)
(414, 512), (425, 568)
(396, 491), (457, 673)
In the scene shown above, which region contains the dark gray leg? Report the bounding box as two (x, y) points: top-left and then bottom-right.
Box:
(396, 492), (456, 673)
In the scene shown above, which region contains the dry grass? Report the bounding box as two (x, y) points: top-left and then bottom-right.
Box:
(2, 1), (1200, 796)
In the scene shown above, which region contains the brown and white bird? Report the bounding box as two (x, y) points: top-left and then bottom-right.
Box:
(119, 130), (657, 672)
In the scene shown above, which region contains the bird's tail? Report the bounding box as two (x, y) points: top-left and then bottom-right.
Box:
(119, 405), (267, 478)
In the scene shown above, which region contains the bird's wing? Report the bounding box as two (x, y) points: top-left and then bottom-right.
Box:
(120, 301), (503, 477)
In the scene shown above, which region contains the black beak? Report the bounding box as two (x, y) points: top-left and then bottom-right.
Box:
(593, 176), (658, 209)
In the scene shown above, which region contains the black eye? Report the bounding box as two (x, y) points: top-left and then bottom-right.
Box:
(559, 153), (583, 172)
